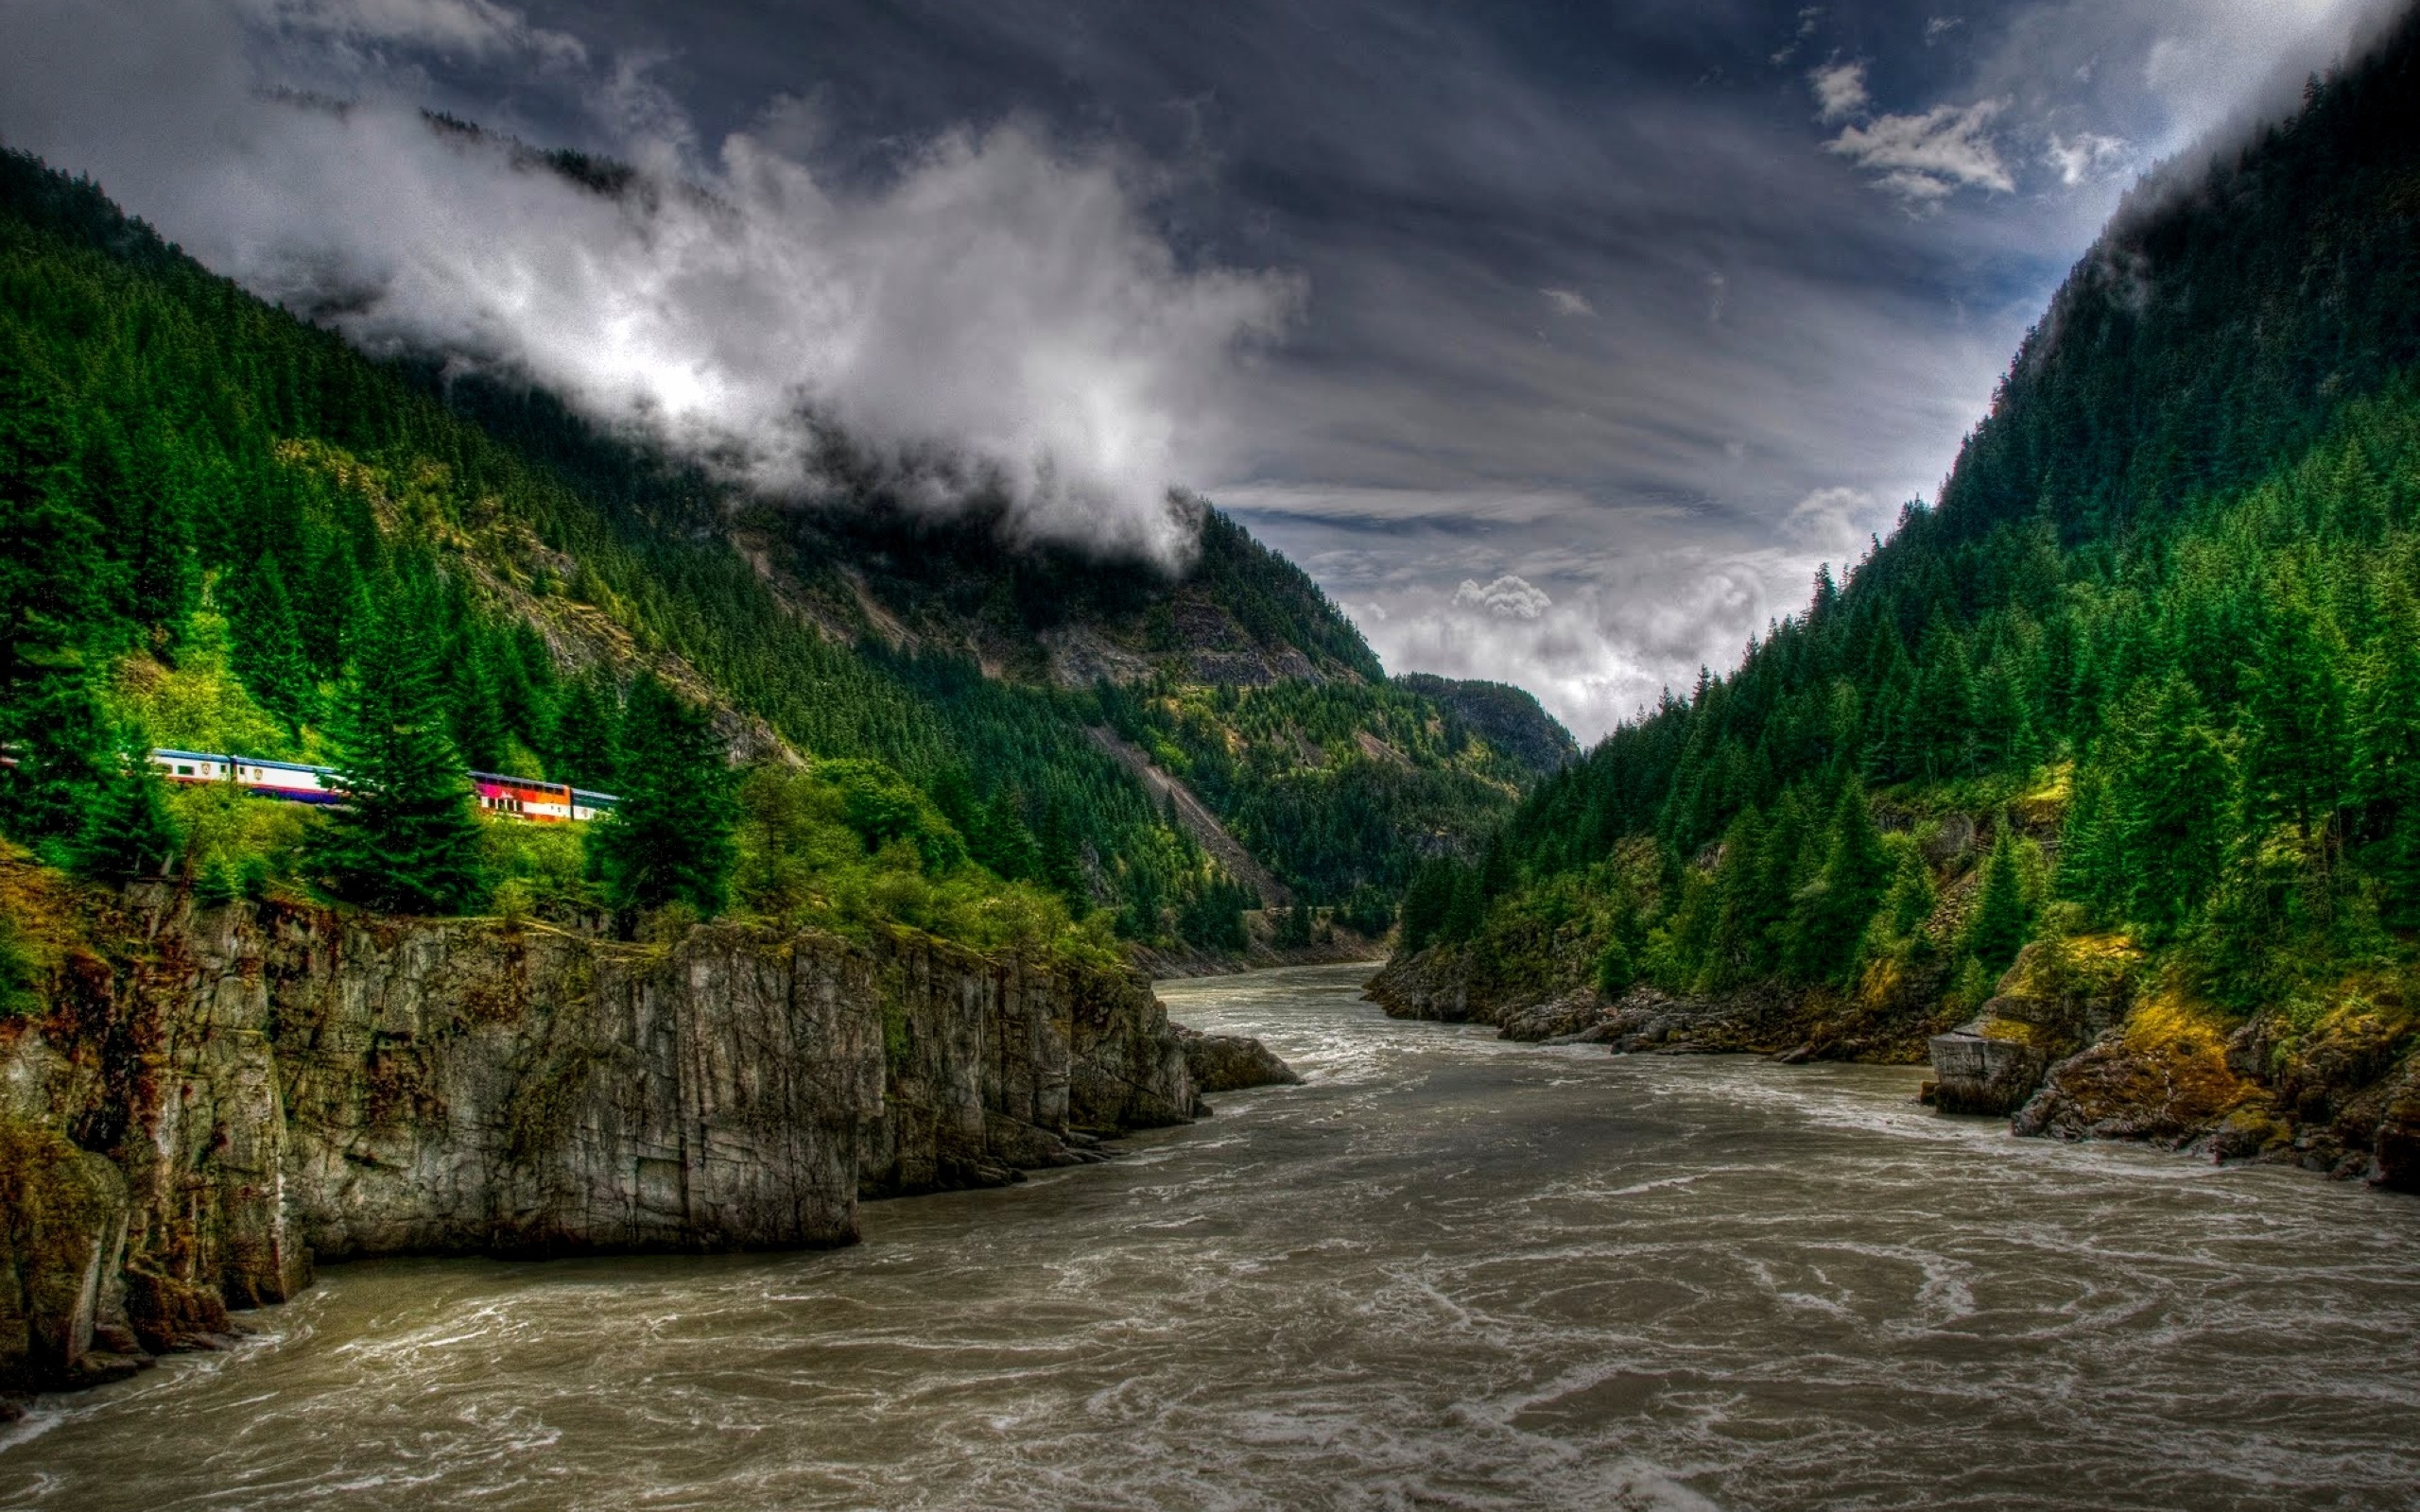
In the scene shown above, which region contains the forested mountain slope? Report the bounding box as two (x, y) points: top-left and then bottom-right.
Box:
(0, 146), (1519, 957)
(1377, 7), (2420, 1184)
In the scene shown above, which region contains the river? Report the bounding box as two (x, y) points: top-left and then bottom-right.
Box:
(4, 962), (2418, 1511)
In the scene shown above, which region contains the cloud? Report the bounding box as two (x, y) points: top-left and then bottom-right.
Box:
(0, 0), (1301, 566)
(235, 0), (584, 61)
(1924, 16), (1964, 45)
(1772, 7), (1824, 66)
(1807, 60), (1870, 123)
(1780, 485), (1883, 554)
(1540, 287), (1595, 318)
(1233, 479), (1908, 741)
(1454, 575), (1552, 620)
(2045, 130), (2132, 186)
(1825, 99), (2013, 202)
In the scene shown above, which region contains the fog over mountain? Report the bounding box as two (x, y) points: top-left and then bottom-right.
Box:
(1, 0), (2398, 735)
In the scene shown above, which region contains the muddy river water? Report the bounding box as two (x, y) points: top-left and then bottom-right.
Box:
(5, 962), (2418, 1510)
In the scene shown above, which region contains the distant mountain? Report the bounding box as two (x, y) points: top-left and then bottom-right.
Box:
(1393, 675), (1577, 782)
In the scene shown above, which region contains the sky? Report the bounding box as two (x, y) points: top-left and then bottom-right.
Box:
(0, 0), (2402, 739)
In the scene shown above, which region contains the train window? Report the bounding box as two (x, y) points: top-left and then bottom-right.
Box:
(176, 765), (194, 776)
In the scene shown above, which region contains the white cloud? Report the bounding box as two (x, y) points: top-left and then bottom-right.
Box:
(1781, 485), (1883, 554)
(1925, 16), (1964, 44)
(1807, 60), (1871, 123)
(1541, 287), (1596, 318)
(0, 0), (1301, 567)
(2045, 130), (2132, 186)
(1826, 99), (2013, 202)
(1454, 575), (1553, 620)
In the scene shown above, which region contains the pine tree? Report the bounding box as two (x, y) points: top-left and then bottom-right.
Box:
(1703, 804), (1768, 981)
(1400, 857), (1457, 952)
(2111, 673), (2235, 940)
(972, 788), (1044, 882)
(2240, 590), (2347, 845)
(448, 635), (509, 773)
(2354, 603), (2420, 927)
(72, 731), (182, 880)
(226, 553), (318, 736)
(589, 674), (736, 918)
(1876, 840), (1937, 943)
(2056, 763), (2121, 919)
(1786, 778), (1893, 982)
(118, 472), (195, 634)
(1909, 615), (1978, 780)
(0, 373), (112, 850)
(309, 598), (488, 915)
(547, 672), (621, 791)
(1970, 658), (2033, 772)
(1440, 862), (1485, 945)
(1962, 826), (2031, 975)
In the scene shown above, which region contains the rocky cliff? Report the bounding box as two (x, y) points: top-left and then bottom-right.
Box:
(0, 868), (1216, 1396)
(1369, 934), (2419, 1192)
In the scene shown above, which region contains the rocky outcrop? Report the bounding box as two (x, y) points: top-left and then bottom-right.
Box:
(1368, 944), (1957, 1063)
(1174, 1026), (1303, 1093)
(1927, 935), (2140, 1115)
(1927, 1022), (2051, 1115)
(0, 884), (1222, 1394)
(2002, 972), (2420, 1185)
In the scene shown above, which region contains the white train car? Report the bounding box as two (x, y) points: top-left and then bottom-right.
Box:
(151, 749), (342, 804)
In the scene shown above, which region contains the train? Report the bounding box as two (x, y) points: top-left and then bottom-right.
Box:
(149, 749), (618, 823)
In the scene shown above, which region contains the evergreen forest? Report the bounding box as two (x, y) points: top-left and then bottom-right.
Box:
(0, 143), (1540, 963)
(1406, 15), (2420, 1034)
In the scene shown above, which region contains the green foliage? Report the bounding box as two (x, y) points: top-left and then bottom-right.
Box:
(70, 734), (182, 880)
(308, 593), (488, 915)
(1110, 676), (1527, 909)
(106, 609), (294, 760)
(0, 912), (43, 1019)
(1786, 778), (1893, 983)
(590, 675), (736, 919)
(1400, 857), (1457, 953)
(728, 763), (1115, 960)
(1272, 899), (1314, 948)
(1962, 829), (2031, 977)
(483, 820), (597, 923)
(224, 553), (318, 735)
(1449, 19), (2420, 1012)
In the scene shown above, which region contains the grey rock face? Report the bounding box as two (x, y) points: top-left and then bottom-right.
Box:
(1, 901), (1202, 1391)
(1928, 1019), (2051, 1115)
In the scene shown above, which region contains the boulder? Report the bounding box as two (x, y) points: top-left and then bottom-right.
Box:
(1928, 1019), (2050, 1115)
(1174, 1028), (1302, 1094)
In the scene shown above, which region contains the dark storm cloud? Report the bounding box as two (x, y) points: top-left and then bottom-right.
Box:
(2, 0), (2400, 735)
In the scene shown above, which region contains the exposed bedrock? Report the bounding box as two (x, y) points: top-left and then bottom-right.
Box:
(1174, 1025), (1304, 1094)
(0, 889), (1260, 1393)
(1927, 936), (2138, 1116)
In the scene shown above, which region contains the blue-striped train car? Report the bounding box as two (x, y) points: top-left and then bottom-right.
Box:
(150, 750), (617, 822)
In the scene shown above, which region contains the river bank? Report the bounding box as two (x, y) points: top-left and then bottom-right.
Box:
(7, 961), (2416, 1510)
(1364, 941), (2420, 1192)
